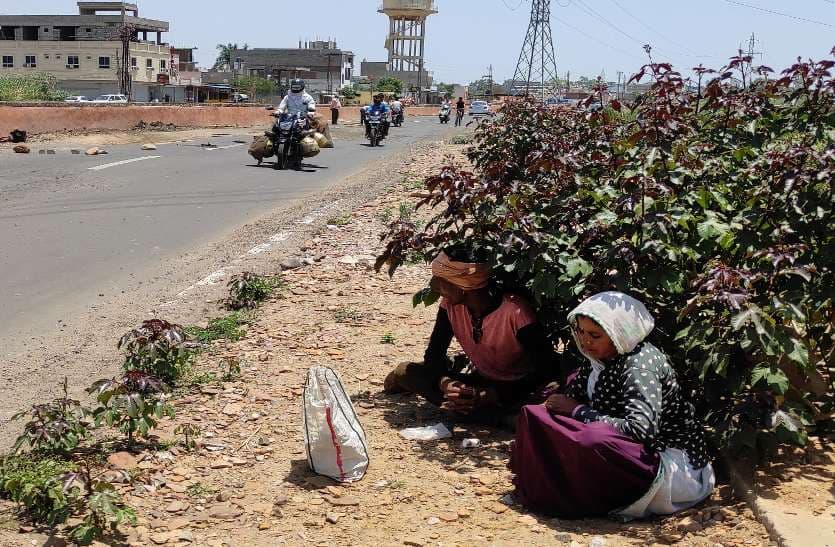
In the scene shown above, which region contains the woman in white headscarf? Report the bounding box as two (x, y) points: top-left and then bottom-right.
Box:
(509, 291), (715, 519)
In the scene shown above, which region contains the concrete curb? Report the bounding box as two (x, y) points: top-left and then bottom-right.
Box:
(724, 456), (788, 547)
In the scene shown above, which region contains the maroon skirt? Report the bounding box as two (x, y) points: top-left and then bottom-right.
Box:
(509, 404), (660, 518)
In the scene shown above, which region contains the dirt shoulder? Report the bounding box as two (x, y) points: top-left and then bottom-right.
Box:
(0, 140), (776, 547)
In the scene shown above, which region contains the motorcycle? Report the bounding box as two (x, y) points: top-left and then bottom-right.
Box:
(366, 111), (385, 147)
(267, 112), (309, 170)
(438, 104), (451, 124)
(392, 109), (404, 127)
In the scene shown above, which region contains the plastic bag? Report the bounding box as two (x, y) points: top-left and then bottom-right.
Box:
(399, 423), (452, 441)
(303, 367), (369, 482)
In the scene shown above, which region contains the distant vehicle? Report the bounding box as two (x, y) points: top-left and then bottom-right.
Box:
(232, 93), (249, 103)
(91, 94), (128, 104)
(546, 97), (573, 106)
(64, 95), (90, 103)
(469, 100), (490, 116)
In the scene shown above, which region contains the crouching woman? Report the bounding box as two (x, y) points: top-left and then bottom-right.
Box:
(510, 292), (715, 519)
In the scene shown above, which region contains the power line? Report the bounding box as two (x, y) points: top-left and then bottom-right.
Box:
(552, 14), (646, 63)
(723, 0), (835, 29)
(501, 0), (526, 11)
(607, 0), (708, 58)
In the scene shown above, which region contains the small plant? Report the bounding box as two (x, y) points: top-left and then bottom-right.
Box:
(333, 307), (366, 324)
(379, 207), (394, 226)
(380, 332), (396, 345)
(220, 357), (242, 382)
(398, 202), (414, 222)
(326, 213), (352, 227)
(187, 312), (249, 343)
(87, 372), (174, 448)
(224, 272), (282, 311)
(174, 423), (202, 451)
(449, 134), (473, 145)
(0, 455), (78, 526)
(65, 461), (137, 545)
(403, 177), (425, 191)
(119, 319), (191, 384)
(12, 378), (89, 456)
(186, 482), (215, 499)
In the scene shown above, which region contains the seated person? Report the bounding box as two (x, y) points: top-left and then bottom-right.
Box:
(509, 292), (715, 519)
(384, 249), (561, 422)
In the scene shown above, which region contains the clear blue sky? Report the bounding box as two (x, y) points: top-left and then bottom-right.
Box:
(5, 1), (834, 84)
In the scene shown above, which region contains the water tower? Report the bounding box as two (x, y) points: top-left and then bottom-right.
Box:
(379, 0), (437, 81)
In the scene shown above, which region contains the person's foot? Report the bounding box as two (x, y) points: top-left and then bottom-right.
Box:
(383, 370), (406, 394)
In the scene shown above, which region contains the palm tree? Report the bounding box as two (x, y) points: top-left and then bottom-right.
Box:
(213, 43), (249, 71)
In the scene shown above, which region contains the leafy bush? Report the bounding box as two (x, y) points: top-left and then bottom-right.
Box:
(377, 49), (835, 457)
(187, 312), (249, 343)
(224, 272), (282, 311)
(87, 373), (174, 447)
(119, 319), (191, 384)
(64, 461), (137, 545)
(12, 378), (89, 456)
(0, 73), (68, 102)
(0, 456), (78, 526)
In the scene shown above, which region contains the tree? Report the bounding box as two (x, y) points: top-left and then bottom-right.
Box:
(340, 85), (358, 99)
(214, 43), (249, 71)
(436, 82), (456, 97)
(375, 77), (403, 93)
(232, 76), (275, 100)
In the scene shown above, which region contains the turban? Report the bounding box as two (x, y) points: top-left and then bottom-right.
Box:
(431, 251), (491, 291)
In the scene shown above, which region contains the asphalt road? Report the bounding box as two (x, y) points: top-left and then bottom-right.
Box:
(0, 118), (449, 360)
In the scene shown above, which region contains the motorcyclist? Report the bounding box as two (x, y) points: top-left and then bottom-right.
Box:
(390, 96), (404, 125)
(365, 94), (391, 137)
(277, 79), (316, 118)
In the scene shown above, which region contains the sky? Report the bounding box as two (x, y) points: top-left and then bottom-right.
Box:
(4, 1), (834, 84)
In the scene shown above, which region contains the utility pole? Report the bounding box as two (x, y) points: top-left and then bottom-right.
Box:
(616, 71), (624, 100)
(740, 32), (763, 88)
(510, 0), (559, 102)
(565, 70), (570, 98)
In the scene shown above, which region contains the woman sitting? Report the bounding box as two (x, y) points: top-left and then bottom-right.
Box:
(510, 291), (714, 519)
(384, 250), (561, 422)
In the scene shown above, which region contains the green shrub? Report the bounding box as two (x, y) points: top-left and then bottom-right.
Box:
(187, 312), (249, 343)
(0, 455), (78, 526)
(0, 73), (68, 102)
(119, 319), (191, 384)
(378, 49), (835, 458)
(224, 272), (282, 311)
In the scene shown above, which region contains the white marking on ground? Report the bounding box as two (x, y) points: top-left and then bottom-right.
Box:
(196, 269), (226, 286)
(88, 155), (162, 171)
(248, 243), (273, 255)
(205, 143), (245, 151)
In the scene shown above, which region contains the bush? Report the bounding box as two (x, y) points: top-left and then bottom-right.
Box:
(0, 73), (68, 102)
(118, 319), (191, 384)
(12, 378), (89, 457)
(0, 456), (78, 526)
(186, 312), (249, 343)
(224, 272), (282, 311)
(377, 49), (835, 458)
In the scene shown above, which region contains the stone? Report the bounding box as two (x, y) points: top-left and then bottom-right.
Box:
(403, 540), (424, 547)
(141, 143), (158, 150)
(517, 514), (538, 526)
(85, 147), (107, 156)
(438, 511), (459, 523)
(677, 516), (703, 533)
(208, 505), (243, 520)
(280, 258), (305, 271)
(165, 500), (188, 513)
(426, 517), (440, 525)
(273, 494), (289, 506)
(166, 483), (188, 494)
(222, 403), (243, 416)
(13, 145), (30, 154)
(325, 512), (340, 524)
(555, 532), (573, 543)
(259, 521), (272, 530)
(210, 461), (233, 469)
(487, 502), (508, 514)
(178, 530), (194, 543)
(326, 495), (359, 507)
(108, 451), (139, 470)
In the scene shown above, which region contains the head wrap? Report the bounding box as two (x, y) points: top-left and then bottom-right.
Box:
(568, 291), (655, 356)
(431, 251), (491, 291)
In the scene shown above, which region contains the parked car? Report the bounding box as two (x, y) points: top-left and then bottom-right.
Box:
(469, 100), (490, 116)
(231, 93), (249, 103)
(64, 95), (90, 103)
(91, 94), (128, 104)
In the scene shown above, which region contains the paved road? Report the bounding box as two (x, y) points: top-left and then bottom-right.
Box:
(0, 119), (448, 356)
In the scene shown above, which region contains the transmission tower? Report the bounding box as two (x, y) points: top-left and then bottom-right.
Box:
(510, 0), (559, 102)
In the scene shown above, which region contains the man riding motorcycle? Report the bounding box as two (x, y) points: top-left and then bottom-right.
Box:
(364, 94), (391, 137)
(390, 96), (404, 126)
(277, 79), (316, 117)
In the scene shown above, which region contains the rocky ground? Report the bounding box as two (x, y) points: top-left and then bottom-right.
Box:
(0, 138), (785, 546)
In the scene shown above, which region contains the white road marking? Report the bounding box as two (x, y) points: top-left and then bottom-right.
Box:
(197, 269), (226, 286)
(205, 143), (245, 151)
(248, 243), (272, 255)
(88, 155), (162, 171)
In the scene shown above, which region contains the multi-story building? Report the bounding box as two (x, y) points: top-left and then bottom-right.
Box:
(0, 2), (189, 102)
(230, 40), (355, 98)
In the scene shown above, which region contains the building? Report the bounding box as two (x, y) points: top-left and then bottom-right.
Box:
(359, 60), (432, 90)
(0, 2), (192, 102)
(230, 40), (354, 98)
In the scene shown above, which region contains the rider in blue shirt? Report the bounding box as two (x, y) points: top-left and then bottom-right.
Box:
(365, 94), (391, 137)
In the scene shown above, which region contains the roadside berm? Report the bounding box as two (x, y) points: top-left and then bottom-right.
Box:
(0, 138), (791, 547)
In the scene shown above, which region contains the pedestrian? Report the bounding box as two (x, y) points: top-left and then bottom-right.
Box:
(455, 97), (466, 127)
(330, 96), (342, 126)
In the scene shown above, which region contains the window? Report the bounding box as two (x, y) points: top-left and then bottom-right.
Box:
(24, 55), (36, 68)
(146, 58), (153, 69)
(85, 28), (91, 33)
(98, 56), (110, 69)
(130, 57), (137, 68)
(160, 59), (167, 70)
(1, 56), (13, 68)
(66, 55), (79, 69)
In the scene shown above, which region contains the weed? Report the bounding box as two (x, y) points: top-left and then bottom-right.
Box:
(0, 455), (78, 526)
(333, 307), (366, 324)
(66, 460), (137, 545)
(220, 357), (242, 382)
(449, 134), (473, 145)
(403, 177), (425, 191)
(398, 202), (414, 222)
(380, 332), (396, 345)
(12, 378), (89, 457)
(174, 423), (201, 451)
(187, 312), (249, 343)
(326, 213), (352, 226)
(379, 207), (394, 226)
(187, 482), (215, 499)
(388, 479), (407, 489)
(224, 272), (283, 311)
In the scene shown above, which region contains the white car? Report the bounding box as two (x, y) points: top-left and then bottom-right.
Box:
(91, 94), (128, 104)
(469, 100), (490, 116)
(232, 92), (249, 103)
(64, 95), (90, 103)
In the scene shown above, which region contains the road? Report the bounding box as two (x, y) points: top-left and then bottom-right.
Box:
(0, 118), (449, 439)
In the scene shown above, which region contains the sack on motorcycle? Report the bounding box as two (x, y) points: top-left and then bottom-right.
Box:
(248, 135), (274, 160)
(312, 132), (329, 149)
(300, 136), (320, 158)
(303, 367), (369, 483)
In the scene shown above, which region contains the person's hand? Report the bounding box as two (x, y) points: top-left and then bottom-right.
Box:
(544, 394), (581, 416)
(441, 381), (476, 414)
